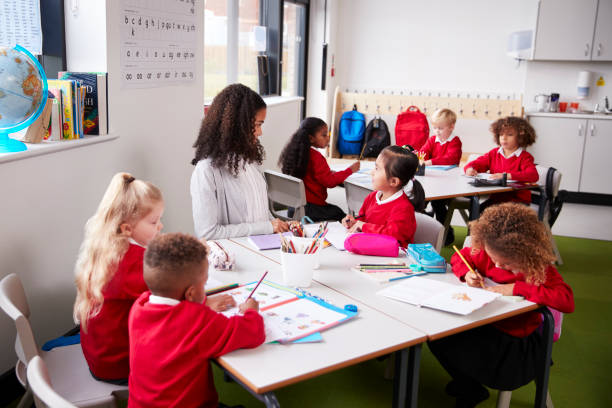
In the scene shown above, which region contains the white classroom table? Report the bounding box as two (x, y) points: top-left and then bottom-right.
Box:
(210, 239), (427, 408)
(227, 238), (556, 408)
(330, 159), (535, 219)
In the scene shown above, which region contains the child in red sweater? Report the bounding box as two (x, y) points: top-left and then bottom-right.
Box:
(464, 117), (539, 211)
(429, 203), (574, 408)
(279, 117), (360, 222)
(419, 108), (462, 245)
(128, 233), (264, 408)
(341, 145), (425, 247)
(74, 173), (234, 384)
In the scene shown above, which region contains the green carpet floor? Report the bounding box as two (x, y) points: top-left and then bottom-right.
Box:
(212, 228), (612, 407)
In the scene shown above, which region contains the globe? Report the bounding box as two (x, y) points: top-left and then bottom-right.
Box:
(0, 44), (48, 153)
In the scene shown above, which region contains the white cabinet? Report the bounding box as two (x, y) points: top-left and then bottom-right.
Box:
(528, 115), (612, 194)
(533, 0), (611, 61)
(592, 0), (612, 60)
(528, 116), (587, 191)
(580, 120), (612, 194)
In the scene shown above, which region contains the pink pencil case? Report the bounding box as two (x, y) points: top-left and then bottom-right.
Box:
(344, 233), (399, 257)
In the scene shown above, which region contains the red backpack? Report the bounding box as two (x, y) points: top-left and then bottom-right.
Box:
(394, 106), (429, 150)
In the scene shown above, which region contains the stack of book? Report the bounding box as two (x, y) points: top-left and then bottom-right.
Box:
(45, 72), (108, 140)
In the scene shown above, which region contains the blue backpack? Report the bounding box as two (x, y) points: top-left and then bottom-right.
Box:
(337, 105), (366, 156)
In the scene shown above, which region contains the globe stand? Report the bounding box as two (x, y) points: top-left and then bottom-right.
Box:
(0, 132), (27, 153)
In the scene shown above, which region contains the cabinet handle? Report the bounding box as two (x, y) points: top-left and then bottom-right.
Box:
(597, 43), (602, 57)
(578, 124), (583, 136)
(590, 124), (595, 137)
(585, 43), (590, 57)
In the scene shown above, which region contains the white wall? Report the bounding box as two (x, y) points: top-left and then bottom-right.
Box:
(333, 0), (536, 93)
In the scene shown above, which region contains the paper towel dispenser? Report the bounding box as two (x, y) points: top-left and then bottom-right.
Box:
(507, 30), (533, 60)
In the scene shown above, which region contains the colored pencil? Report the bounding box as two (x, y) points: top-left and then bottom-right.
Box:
(205, 283), (239, 296)
(452, 245), (485, 288)
(245, 271), (268, 301)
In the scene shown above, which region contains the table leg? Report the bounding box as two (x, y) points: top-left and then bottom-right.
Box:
(215, 363), (281, 407)
(393, 344), (421, 408)
(469, 196), (480, 221)
(535, 307), (554, 408)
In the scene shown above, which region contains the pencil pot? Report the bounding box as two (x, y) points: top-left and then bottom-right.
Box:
(415, 163), (425, 176)
(280, 238), (321, 287)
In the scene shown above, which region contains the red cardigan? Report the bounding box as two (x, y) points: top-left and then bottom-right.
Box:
(358, 191), (416, 248)
(303, 148), (353, 206)
(80, 243), (148, 380)
(464, 148), (539, 204)
(128, 292), (265, 408)
(420, 135), (462, 165)
(451, 247), (574, 338)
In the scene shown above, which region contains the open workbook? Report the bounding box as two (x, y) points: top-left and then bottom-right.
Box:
(209, 280), (357, 343)
(377, 276), (501, 315)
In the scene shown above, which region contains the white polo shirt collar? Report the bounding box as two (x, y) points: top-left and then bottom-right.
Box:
(376, 189), (404, 205)
(148, 294), (180, 306)
(497, 146), (523, 159)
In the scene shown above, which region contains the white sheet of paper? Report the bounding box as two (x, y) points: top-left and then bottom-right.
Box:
(378, 276), (501, 315)
(321, 221), (351, 250)
(212, 281), (298, 318)
(0, 0), (43, 54)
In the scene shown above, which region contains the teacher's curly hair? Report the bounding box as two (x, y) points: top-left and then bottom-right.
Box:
(191, 84), (267, 176)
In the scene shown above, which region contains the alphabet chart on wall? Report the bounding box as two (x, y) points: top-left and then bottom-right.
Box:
(120, 0), (197, 88)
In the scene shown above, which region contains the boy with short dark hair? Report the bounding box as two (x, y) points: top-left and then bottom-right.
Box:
(128, 233), (264, 408)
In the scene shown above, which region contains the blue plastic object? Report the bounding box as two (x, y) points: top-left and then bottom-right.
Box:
(344, 304), (358, 313)
(41, 334), (80, 351)
(0, 44), (48, 153)
(407, 243), (446, 273)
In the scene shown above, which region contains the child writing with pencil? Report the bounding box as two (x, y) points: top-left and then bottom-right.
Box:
(429, 203), (574, 408)
(74, 173), (234, 384)
(279, 117), (360, 222)
(129, 233), (264, 408)
(464, 116), (538, 211)
(419, 108), (462, 245)
(342, 145), (425, 247)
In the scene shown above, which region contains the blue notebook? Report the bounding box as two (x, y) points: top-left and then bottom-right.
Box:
(248, 232), (293, 250)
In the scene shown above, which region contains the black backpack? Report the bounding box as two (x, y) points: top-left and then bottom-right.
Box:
(362, 118), (391, 158)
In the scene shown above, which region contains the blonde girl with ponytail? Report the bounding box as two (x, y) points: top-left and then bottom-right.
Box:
(74, 172), (163, 383)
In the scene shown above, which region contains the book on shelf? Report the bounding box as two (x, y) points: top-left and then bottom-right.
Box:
(58, 72), (108, 135)
(47, 80), (75, 140)
(44, 95), (63, 141)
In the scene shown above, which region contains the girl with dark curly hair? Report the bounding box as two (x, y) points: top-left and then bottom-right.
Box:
(342, 145), (425, 247)
(190, 84), (289, 239)
(464, 116), (539, 211)
(429, 203), (574, 408)
(278, 117), (359, 222)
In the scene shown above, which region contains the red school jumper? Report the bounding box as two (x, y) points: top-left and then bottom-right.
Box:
(451, 247), (574, 338)
(128, 293), (265, 408)
(465, 147), (539, 204)
(357, 190), (416, 248)
(303, 147), (353, 206)
(420, 135), (462, 165)
(80, 243), (148, 380)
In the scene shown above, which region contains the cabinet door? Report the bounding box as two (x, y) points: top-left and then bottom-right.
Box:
(592, 0), (612, 60)
(579, 120), (612, 194)
(527, 117), (587, 191)
(533, 0), (598, 60)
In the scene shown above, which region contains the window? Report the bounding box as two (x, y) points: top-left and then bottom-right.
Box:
(204, 0), (309, 106)
(204, 0), (228, 100)
(281, 2), (306, 97)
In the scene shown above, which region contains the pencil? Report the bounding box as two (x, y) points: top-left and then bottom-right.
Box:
(452, 245), (485, 288)
(245, 271), (268, 301)
(205, 283), (239, 296)
(358, 143), (368, 161)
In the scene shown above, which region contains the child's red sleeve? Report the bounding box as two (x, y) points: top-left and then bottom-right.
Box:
(464, 151), (491, 173)
(202, 309), (265, 358)
(431, 137), (462, 165)
(420, 136), (435, 160)
(311, 151), (353, 188)
(513, 267), (575, 313)
(360, 203), (416, 246)
(450, 247), (477, 280)
(508, 153), (539, 182)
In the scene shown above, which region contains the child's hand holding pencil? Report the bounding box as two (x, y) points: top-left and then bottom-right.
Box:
(452, 245), (485, 289)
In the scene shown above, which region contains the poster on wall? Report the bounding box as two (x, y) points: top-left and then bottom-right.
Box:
(0, 0), (43, 55)
(120, 0), (197, 89)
